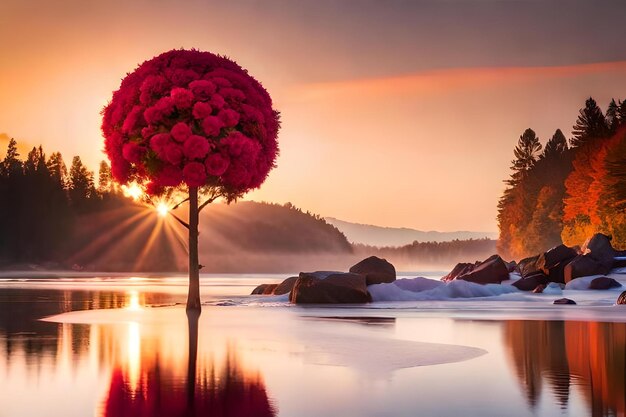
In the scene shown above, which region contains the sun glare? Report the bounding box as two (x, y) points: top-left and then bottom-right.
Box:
(122, 183), (143, 201)
(156, 202), (169, 218)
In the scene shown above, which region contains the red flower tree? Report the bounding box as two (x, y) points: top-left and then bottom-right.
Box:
(102, 49), (280, 312)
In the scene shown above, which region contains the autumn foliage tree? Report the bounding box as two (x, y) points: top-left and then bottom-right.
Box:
(101, 49), (280, 312)
(498, 97), (626, 260)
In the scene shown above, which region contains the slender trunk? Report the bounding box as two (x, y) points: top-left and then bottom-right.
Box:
(186, 186), (201, 312)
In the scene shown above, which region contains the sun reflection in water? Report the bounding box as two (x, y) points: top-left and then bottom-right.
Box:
(125, 291), (141, 311)
(126, 322), (141, 394)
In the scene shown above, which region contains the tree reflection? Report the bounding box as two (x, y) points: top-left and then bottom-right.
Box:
(102, 311), (276, 417)
(504, 320), (626, 417)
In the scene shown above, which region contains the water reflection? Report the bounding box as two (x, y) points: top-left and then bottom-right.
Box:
(102, 312), (275, 417)
(504, 320), (626, 417)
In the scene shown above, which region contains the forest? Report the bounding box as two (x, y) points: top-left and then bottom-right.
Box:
(0, 138), (498, 271)
(497, 97), (626, 261)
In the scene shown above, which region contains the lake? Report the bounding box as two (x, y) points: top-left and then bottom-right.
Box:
(0, 274), (625, 417)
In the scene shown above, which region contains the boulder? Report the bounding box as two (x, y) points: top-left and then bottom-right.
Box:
(273, 276), (298, 295)
(543, 261), (571, 284)
(512, 272), (549, 291)
(289, 272), (371, 304)
(554, 298), (576, 305)
(517, 255), (540, 278)
(505, 260), (517, 273)
(456, 254), (510, 285)
(251, 283), (277, 295)
(349, 256), (396, 285)
(617, 291), (626, 305)
(589, 277), (622, 290)
(564, 255), (611, 283)
(537, 244), (578, 273)
(582, 233), (616, 269)
(532, 284), (545, 294)
(441, 262), (475, 282)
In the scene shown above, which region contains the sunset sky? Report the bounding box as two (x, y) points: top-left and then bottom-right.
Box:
(2, 0), (626, 232)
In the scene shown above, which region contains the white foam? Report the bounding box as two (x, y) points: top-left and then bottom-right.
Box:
(369, 279), (519, 302)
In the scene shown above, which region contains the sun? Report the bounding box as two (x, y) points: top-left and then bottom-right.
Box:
(156, 202), (170, 218)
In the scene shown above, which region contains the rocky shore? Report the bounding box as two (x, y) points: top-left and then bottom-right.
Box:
(252, 233), (626, 305)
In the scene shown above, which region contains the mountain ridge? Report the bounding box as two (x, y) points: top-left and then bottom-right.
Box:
(325, 217), (497, 247)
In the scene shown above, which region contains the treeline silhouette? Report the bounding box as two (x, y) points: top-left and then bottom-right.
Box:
(354, 238), (497, 270)
(498, 97), (626, 260)
(0, 139), (126, 266)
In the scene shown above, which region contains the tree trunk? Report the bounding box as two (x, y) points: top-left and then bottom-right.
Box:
(186, 186), (201, 312)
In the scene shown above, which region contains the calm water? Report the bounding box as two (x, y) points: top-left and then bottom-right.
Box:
(0, 275), (625, 417)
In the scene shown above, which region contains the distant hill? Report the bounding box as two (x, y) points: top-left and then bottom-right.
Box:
(66, 201), (354, 273)
(325, 217), (497, 247)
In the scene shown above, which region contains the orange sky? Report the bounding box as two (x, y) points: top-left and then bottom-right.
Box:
(2, 0), (626, 232)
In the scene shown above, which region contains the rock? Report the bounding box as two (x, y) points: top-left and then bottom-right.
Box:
(582, 233), (616, 269)
(532, 284), (545, 294)
(564, 255), (611, 283)
(505, 260), (517, 273)
(273, 276), (298, 295)
(456, 255), (510, 285)
(617, 291), (626, 305)
(554, 298), (576, 305)
(251, 283), (277, 295)
(349, 256), (396, 285)
(538, 244), (579, 271)
(589, 277), (622, 290)
(441, 262), (475, 282)
(290, 272), (371, 304)
(512, 272), (549, 291)
(517, 255), (540, 278)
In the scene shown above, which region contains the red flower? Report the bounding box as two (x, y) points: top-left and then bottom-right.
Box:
(183, 162), (207, 187)
(189, 80), (217, 101)
(170, 88), (194, 109)
(219, 87), (246, 102)
(171, 122), (192, 142)
(202, 116), (223, 137)
(122, 105), (144, 134)
(157, 164), (183, 186)
(150, 133), (172, 155)
(210, 94), (226, 109)
(164, 143), (184, 165)
(205, 152), (230, 176)
(192, 102), (213, 119)
(218, 109), (240, 128)
(122, 142), (146, 163)
(183, 135), (210, 160)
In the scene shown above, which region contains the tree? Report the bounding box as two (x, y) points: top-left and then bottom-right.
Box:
(508, 128), (542, 186)
(68, 156), (96, 210)
(101, 49), (280, 312)
(541, 129), (568, 160)
(571, 97), (609, 147)
(606, 99), (621, 134)
(47, 152), (67, 188)
(98, 160), (113, 195)
(1, 138), (22, 177)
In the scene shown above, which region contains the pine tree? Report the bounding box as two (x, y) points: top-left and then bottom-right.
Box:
(606, 99), (621, 134)
(68, 156), (96, 210)
(571, 97), (609, 147)
(1, 138), (22, 177)
(98, 160), (112, 195)
(541, 129), (568, 160)
(47, 152), (67, 188)
(508, 128), (542, 185)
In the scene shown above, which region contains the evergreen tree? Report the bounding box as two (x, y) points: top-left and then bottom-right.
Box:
(508, 128), (542, 185)
(606, 99), (621, 134)
(541, 129), (568, 160)
(1, 138), (22, 177)
(98, 160), (112, 195)
(47, 152), (67, 188)
(68, 156), (96, 210)
(571, 97), (609, 147)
